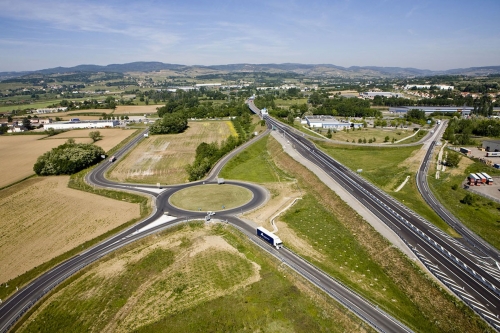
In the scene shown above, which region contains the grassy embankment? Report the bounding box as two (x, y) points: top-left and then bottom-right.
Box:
(0, 129), (151, 302)
(314, 140), (459, 237)
(428, 153), (500, 250)
(14, 222), (374, 333)
(220, 134), (488, 332)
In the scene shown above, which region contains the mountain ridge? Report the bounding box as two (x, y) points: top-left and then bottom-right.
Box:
(1, 61), (500, 81)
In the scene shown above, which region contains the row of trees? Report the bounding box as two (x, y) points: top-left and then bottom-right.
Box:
(372, 92), (499, 111)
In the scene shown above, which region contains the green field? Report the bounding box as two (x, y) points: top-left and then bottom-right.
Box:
(169, 184), (253, 211)
(220, 135), (292, 182)
(16, 223), (373, 333)
(315, 141), (420, 188)
(314, 140), (459, 235)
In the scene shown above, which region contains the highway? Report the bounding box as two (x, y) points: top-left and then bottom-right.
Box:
(0, 125), (414, 333)
(248, 99), (500, 331)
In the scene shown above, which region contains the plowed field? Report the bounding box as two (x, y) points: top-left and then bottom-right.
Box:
(0, 176), (140, 283)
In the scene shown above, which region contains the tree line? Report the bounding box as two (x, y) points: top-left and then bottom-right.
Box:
(443, 118), (500, 145)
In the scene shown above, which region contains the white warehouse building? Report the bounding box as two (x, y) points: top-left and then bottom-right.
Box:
(43, 119), (120, 130)
(304, 115), (363, 130)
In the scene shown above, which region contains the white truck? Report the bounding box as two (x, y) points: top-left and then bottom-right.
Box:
(257, 227), (283, 249)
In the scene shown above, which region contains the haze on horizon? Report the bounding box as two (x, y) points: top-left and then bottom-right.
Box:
(0, 0), (499, 73)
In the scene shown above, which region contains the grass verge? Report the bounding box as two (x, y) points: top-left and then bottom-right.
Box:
(220, 134), (292, 182)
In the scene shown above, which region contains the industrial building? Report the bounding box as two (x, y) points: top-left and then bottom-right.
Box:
(404, 85), (454, 90)
(389, 106), (474, 116)
(303, 115), (363, 130)
(43, 119), (119, 130)
(359, 92), (403, 99)
(482, 140), (500, 152)
(35, 107), (68, 114)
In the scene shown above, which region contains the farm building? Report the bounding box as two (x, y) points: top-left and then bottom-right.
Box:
(482, 140), (500, 152)
(44, 119), (119, 130)
(303, 115), (363, 130)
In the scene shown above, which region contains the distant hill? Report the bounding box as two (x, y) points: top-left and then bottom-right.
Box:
(1, 62), (500, 81)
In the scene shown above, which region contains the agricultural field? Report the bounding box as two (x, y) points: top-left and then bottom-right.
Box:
(114, 105), (159, 114)
(0, 129), (136, 188)
(169, 184), (252, 211)
(0, 176), (140, 284)
(109, 121), (235, 185)
(46, 128), (137, 152)
(16, 223), (373, 333)
(0, 134), (65, 188)
(228, 135), (487, 332)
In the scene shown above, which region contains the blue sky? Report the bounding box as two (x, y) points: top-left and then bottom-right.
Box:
(0, 0), (499, 72)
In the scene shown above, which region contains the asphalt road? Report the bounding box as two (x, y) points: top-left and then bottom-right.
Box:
(247, 100), (500, 330)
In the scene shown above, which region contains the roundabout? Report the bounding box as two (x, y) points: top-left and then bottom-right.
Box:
(169, 184), (253, 212)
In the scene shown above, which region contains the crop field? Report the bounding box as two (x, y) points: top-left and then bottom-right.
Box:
(169, 184), (253, 211)
(16, 223), (373, 333)
(0, 134), (64, 188)
(114, 105), (159, 114)
(109, 121), (234, 184)
(0, 129), (136, 188)
(0, 176), (139, 284)
(46, 128), (137, 152)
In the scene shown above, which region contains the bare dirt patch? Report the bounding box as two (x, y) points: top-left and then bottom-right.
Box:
(109, 121), (233, 184)
(0, 176), (140, 283)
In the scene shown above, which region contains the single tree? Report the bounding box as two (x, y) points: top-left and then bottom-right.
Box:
(89, 130), (102, 143)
